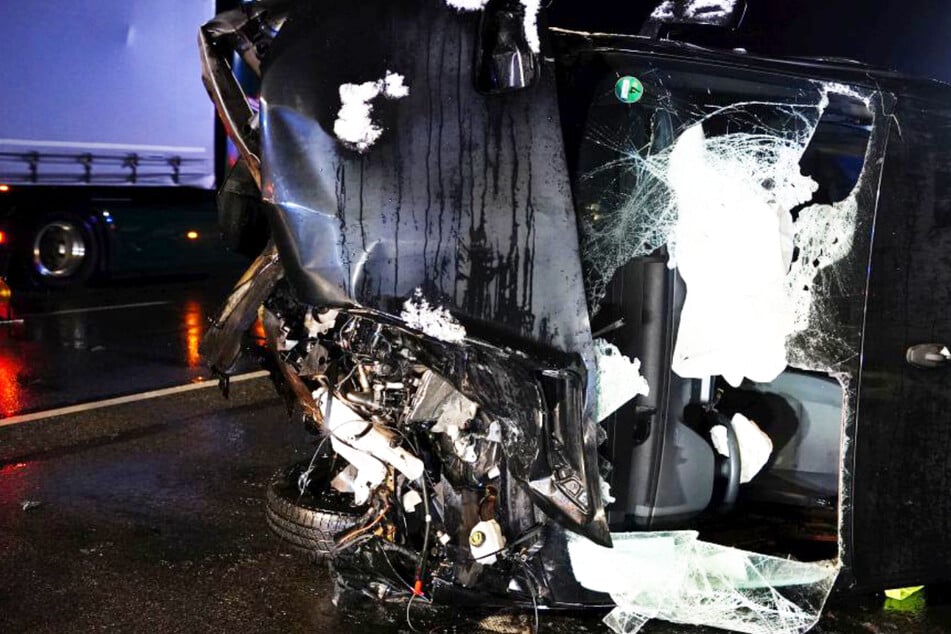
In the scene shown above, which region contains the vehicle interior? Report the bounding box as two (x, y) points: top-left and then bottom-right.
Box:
(559, 43), (875, 562)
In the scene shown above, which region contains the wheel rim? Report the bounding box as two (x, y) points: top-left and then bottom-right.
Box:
(32, 221), (87, 278)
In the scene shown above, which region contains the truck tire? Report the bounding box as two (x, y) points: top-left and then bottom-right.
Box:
(265, 460), (365, 561)
(27, 213), (99, 289)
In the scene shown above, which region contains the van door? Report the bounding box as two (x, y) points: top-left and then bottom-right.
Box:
(850, 85), (951, 591)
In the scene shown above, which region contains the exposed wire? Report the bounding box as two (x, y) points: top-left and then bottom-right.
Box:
(296, 434), (331, 502)
(404, 474), (433, 633)
(517, 559), (540, 634)
(377, 542), (420, 598)
(414, 476), (433, 596)
(405, 590), (423, 633)
(336, 496), (391, 548)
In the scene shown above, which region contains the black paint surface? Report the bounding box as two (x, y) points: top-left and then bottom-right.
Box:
(259, 0), (593, 358)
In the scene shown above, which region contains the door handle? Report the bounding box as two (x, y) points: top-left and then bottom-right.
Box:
(906, 343), (951, 369)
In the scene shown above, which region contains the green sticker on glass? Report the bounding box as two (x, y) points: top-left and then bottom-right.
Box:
(615, 76), (644, 104)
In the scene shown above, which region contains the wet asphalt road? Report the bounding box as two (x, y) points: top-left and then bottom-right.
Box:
(2, 276), (951, 632)
(1, 377), (950, 633)
(0, 378), (599, 634)
(0, 271), (253, 418)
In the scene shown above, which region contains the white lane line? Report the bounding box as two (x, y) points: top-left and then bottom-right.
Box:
(0, 370), (270, 427)
(20, 301), (171, 318)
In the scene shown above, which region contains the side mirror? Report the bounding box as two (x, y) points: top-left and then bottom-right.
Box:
(639, 0), (748, 38)
(475, 0), (539, 95)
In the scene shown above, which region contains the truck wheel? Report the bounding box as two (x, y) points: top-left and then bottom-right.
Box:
(265, 460), (365, 561)
(28, 214), (99, 289)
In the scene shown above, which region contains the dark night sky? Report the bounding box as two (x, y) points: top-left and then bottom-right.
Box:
(547, 0), (951, 84)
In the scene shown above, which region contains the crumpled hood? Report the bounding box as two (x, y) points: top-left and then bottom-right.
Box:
(258, 0), (594, 363)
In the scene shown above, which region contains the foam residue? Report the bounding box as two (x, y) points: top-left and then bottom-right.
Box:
(333, 71), (409, 152)
(650, 0), (676, 19)
(444, 0), (542, 53)
(651, 0), (738, 23)
(710, 425), (730, 458)
(709, 415), (773, 482)
(521, 0), (542, 52)
(684, 0), (738, 20)
(400, 289), (467, 343)
(732, 413), (773, 483)
(593, 339), (650, 422)
(668, 124), (817, 387)
(444, 0), (488, 9)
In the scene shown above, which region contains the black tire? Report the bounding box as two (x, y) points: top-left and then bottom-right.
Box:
(265, 460), (366, 561)
(26, 212), (99, 289)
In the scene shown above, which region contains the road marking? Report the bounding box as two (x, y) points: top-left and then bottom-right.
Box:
(0, 370), (270, 427)
(20, 300), (171, 318)
(0, 138), (207, 154)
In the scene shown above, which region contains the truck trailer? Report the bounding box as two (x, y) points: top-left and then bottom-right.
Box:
(0, 0), (237, 289)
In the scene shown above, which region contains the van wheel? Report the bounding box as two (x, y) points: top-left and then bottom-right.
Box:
(28, 213), (99, 289)
(265, 460), (366, 561)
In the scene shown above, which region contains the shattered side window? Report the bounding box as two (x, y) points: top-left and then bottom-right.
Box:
(573, 61), (826, 308)
(560, 51), (892, 634)
(567, 53), (886, 381)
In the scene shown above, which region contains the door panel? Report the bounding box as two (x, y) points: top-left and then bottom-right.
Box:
(852, 90), (951, 590)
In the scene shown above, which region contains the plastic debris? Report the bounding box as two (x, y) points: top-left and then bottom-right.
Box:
(20, 500), (42, 512)
(400, 289), (467, 343)
(469, 519), (506, 565)
(885, 586), (924, 601)
(316, 389), (424, 504)
(883, 590), (926, 615)
(568, 531), (839, 634)
(402, 490), (423, 513)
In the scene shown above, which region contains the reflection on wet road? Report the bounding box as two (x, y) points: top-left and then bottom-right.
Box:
(0, 273), (251, 418)
(3, 277), (951, 633)
(0, 380), (949, 633)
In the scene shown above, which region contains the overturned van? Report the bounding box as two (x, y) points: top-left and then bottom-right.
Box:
(200, 1), (951, 632)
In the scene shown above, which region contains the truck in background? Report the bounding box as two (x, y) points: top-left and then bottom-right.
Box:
(0, 0), (241, 289)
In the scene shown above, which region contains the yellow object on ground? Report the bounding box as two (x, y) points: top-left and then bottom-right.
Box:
(885, 586), (924, 601)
